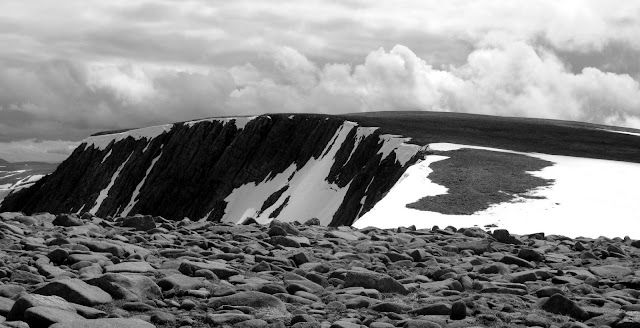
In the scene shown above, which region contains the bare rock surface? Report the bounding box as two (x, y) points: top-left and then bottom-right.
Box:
(0, 212), (639, 328)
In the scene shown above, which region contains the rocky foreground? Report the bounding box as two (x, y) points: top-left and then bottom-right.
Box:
(0, 213), (638, 328)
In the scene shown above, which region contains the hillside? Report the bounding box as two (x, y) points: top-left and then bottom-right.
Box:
(2, 111), (640, 237)
(0, 115), (425, 226)
(341, 111), (640, 163)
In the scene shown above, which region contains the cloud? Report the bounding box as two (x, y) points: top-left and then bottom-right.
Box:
(0, 139), (79, 163)
(1, 0), (640, 158)
(2, 41), (640, 151)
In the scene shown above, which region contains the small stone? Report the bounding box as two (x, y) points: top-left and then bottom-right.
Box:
(208, 291), (287, 314)
(180, 299), (197, 310)
(206, 313), (253, 325)
(540, 294), (589, 321)
(536, 286), (564, 298)
(269, 220), (300, 236)
(450, 301), (466, 320)
(87, 273), (162, 301)
(589, 265), (632, 279)
(47, 248), (70, 265)
(518, 248), (545, 262)
(34, 279), (113, 306)
(343, 270), (408, 294)
(0, 284), (25, 299)
(105, 262), (155, 274)
(403, 320), (442, 328)
(233, 318), (268, 327)
(330, 320), (361, 328)
(7, 294), (76, 321)
(120, 301), (154, 312)
(24, 306), (84, 327)
(492, 229), (522, 245)
(304, 218), (320, 226)
(369, 302), (410, 314)
(500, 255), (534, 268)
(122, 215), (156, 231)
(410, 302), (451, 315)
(52, 214), (84, 227)
(268, 226), (288, 237)
(49, 318), (155, 328)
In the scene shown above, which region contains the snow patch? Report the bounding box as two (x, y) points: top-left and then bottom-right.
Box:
(89, 152), (133, 214)
(222, 122), (356, 226)
(0, 174), (45, 192)
(120, 150), (163, 217)
(355, 142), (640, 239)
(141, 141), (152, 153)
(184, 116), (257, 129)
(84, 125), (172, 150)
(15, 174), (44, 185)
(599, 128), (640, 137)
(100, 150), (112, 164)
(377, 135), (425, 166)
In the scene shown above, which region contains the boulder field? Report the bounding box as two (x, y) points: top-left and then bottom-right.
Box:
(0, 211), (638, 328)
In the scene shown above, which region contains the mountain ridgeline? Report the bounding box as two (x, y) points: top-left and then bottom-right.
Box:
(0, 114), (426, 226)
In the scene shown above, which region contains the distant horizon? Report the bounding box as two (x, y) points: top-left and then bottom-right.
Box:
(5, 109), (640, 163)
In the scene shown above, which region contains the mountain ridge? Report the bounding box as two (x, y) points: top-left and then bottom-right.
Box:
(3, 111), (640, 234)
(1, 114), (425, 225)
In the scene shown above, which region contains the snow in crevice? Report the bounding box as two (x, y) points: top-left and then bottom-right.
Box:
(355, 142), (640, 239)
(89, 152), (133, 215)
(100, 149), (112, 164)
(120, 149), (163, 217)
(0, 170), (26, 179)
(222, 122), (356, 226)
(141, 141), (152, 153)
(12, 174), (44, 188)
(76, 204), (85, 214)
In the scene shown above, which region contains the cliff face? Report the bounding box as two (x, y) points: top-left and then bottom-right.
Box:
(0, 114), (427, 226)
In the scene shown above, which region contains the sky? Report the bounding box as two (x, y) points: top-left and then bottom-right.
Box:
(1, 0), (640, 162)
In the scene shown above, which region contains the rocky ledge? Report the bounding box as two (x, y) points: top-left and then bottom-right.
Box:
(0, 212), (638, 328)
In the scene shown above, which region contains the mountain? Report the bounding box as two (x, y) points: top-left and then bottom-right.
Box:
(2, 112), (640, 236)
(0, 114), (425, 226)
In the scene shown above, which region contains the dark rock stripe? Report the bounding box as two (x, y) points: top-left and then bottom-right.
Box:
(1, 114), (425, 226)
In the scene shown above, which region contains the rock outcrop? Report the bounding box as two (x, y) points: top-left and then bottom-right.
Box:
(1, 115), (426, 226)
(0, 212), (638, 327)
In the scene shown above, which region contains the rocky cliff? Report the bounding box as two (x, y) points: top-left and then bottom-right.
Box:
(0, 114), (427, 226)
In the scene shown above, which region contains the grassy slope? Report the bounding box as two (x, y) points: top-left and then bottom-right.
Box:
(407, 148), (555, 215)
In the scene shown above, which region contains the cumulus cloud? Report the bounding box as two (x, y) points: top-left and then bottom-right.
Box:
(1, 0), (640, 162)
(2, 42), (640, 144)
